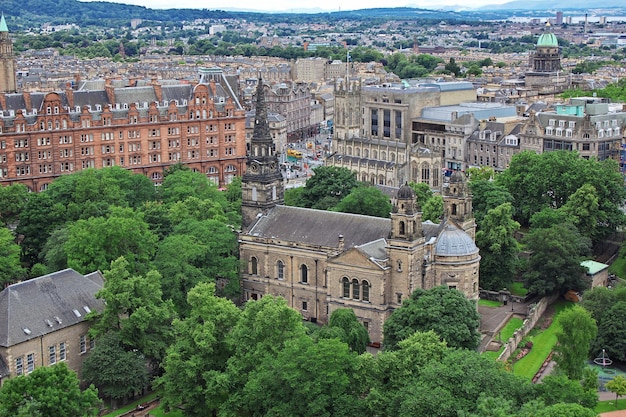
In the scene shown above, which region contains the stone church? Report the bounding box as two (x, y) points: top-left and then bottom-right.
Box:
(239, 78), (480, 345)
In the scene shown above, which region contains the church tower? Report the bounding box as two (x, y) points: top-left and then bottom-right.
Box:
(241, 77), (284, 231)
(333, 80), (361, 141)
(443, 170), (476, 239)
(386, 184), (425, 306)
(0, 14), (17, 94)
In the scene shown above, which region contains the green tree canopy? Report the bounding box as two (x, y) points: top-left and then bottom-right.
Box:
(0, 362), (100, 417)
(296, 166), (359, 210)
(475, 203), (520, 291)
(89, 257), (176, 365)
(606, 375), (626, 408)
(496, 150), (626, 239)
(522, 222), (591, 296)
(553, 305), (598, 380)
(333, 186), (392, 218)
(0, 183), (29, 226)
(65, 207), (158, 274)
(158, 282), (241, 416)
(317, 308), (370, 353)
(383, 286), (481, 351)
(81, 332), (149, 405)
(154, 218), (240, 315)
(0, 226), (26, 286)
(469, 179), (513, 227)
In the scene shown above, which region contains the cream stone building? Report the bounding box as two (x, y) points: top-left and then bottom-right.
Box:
(239, 79), (480, 345)
(0, 269), (103, 385)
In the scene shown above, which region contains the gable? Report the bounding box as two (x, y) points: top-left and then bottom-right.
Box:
(0, 269), (104, 347)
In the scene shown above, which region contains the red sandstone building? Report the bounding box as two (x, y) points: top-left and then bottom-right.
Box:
(0, 16), (247, 190)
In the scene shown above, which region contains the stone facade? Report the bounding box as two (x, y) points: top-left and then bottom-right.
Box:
(240, 84), (480, 345)
(0, 269), (103, 385)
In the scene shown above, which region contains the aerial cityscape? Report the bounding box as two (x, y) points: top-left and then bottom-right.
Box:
(1, 0), (626, 415)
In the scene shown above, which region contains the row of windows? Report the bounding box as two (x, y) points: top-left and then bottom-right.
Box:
(249, 258), (371, 302)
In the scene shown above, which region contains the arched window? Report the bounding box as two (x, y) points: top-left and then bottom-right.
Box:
(342, 277), (350, 298)
(362, 280), (370, 302)
(300, 264), (308, 284)
(352, 279), (360, 299)
(277, 260), (284, 280)
(451, 203), (457, 215)
(399, 221), (405, 235)
(250, 257), (258, 275)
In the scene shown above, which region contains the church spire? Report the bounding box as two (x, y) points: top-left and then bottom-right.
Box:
(252, 76), (272, 144)
(0, 14), (8, 33)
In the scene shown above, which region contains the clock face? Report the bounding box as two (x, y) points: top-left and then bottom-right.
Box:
(250, 162), (259, 173)
(269, 162), (277, 170)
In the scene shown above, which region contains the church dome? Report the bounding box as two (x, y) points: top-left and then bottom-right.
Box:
(397, 183), (415, 199)
(435, 224), (478, 257)
(537, 24), (558, 47)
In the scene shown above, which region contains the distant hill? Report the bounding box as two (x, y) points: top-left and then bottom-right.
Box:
(1, 0), (624, 30)
(483, 0), (625, 10)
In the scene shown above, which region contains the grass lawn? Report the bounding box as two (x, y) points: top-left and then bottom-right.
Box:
(478, 299), (502, 307)
(512, 300), (572, 380)
(609, 254), (626, 279)
(510, 282), (528, 297)
(482, 316), (524, 360)
(100, 392), (159, 417)
(596, 398), (626, 414)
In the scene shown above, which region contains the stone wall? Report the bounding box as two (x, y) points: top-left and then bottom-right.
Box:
(497, 293), (559, 362)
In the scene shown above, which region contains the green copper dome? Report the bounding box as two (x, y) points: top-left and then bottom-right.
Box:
(537, 23), (558, 47)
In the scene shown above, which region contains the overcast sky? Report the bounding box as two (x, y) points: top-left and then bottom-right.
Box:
(80, 0), (510, 12)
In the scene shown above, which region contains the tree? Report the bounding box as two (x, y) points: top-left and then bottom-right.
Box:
(0, 362), (100, 417)
(154, 218), (240, 315)
(422, 195), (444, 222)
(317, 308), (370, 353)
(469, 179), (513, 227)
(559, 183), (600, 241)
(445, 57), (461, 76)
(158, 283), (241, 417)
(65, 207), (158, 274)
(334, 186), (391, 218)
(223, 336), (368, 417)
(0, 183), (28, 226)
(90, 257), (176, 366)
(523, 223), (591, 296)
(81, 332), (149, 407)
(0, 226), (26, 286)
(497, 150), (626, 238)
(408, 182), (433, 207)
(159, 168), (227, 204)
(606, 375), (626, 408)
(535, 374), (597, 409)
(297, 166), (359, 210)
(383, 286), (481, 351)
(593, 301), (626, 362)
(553, 305), (597, 380)
(475, 203), (520, 291)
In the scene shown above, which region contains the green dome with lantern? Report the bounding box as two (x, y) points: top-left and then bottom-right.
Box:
(537, 22), (558, 47)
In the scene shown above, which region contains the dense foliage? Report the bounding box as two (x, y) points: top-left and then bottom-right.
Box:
(383, 286), (481, 351)
(0, 362), (101, 417)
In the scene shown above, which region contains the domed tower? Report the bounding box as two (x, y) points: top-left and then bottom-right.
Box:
(241, 77), (284, 230)
(532, 22), (561, 73)
(525, 22), (564, 91)
(433, 223), (480, 300)
(0, 14), (17, 94)
(443, 170), (475, 239)
(387, 184), (425, 307)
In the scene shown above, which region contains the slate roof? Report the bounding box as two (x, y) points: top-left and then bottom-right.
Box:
(435, 223), (479, 256)
(247, 205), (391, 249)
(0, 269), (104, 348)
